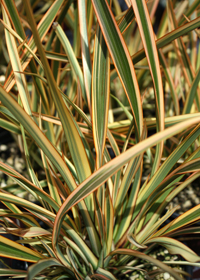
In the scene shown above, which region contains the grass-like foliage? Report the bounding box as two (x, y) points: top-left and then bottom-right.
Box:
(0, 0), (200, 279)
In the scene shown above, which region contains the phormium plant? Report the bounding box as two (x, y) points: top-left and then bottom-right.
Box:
(0, 0), (200, 279)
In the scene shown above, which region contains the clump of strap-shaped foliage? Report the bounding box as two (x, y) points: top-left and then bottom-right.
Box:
(0, 0), (200, 279)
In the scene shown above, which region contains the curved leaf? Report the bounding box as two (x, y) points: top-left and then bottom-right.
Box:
(145, 236), (200, 263)
(110, 249), (183, 280)
(52, 116), (200, 254)
(27, 258), (68, 280)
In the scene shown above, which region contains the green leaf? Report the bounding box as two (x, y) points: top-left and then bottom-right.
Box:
(2, 5), (32, 116)
(110, 249), (183, 280)
(91, 0), (143, 140)
(0, 268), (26, 277)
(131, 0), (164, 174)
(78, 0), (92, 109)
(0, 235), (44, 263)
(145, 236), (200, 262)
(132, 124), (200, 224)
(27, 258), (68, 280)
(4, 0), (66, 93)
(52, 116), (200, 256)
(92, 24), (110, 168)
(183, 67), (200, 114)
(53, 22), (86, 105)
(111, 16), (200, 80)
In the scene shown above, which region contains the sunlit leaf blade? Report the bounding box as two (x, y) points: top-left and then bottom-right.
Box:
(63, 236), (90, 267)
(183, 67), (200, 114)
(0, 268), (26, 277)
(3, 0), (66, 93)
(4, 226), (51, 238)
(178, 0), (200, 26)
(118, 6), (135, 34)
(155, 204), (200, 237)
(158, 49), (179, 115)
(110, 249), (183, 280)
(92, 24), (110, 168)
(0, 212), (40, 227)
(104, 189), (114, 256)
(44, 50), (82, 65)
(23, 2), (92, 185)
(145, 236), (200, 262)
(41, 152), (62, 206)
(0, 192), (56, 221)
(53, 23), (87, 105)
(131, 0), (164, 174)
(127, 233), (147, 249)
(114, 163), (142, 244)
(168, 0), (200, 110)
(109, 113), (200, 135)
(0, 83), (78, 191)
(1, 5), (32, 116)
(91, 0), (143, 140)
(0, 161), (60, 213)
(138, 158), (200, 235)
(52, 116), (200, 252)
(19, 7), (101, 257)
(110, 17), (200, 80)
(138, 205), (181, 243)
(66, 247), (83, 278)
(95, 267), (117, 280)
(0, 118), (22, 136)
(132, 124), (200, 223)
(78, 0), (92, 109)
(0, 235), (44, 262)
(0, 194), (98, 269)
(3, 0), (57, 144)
(0, 19), (43, 70)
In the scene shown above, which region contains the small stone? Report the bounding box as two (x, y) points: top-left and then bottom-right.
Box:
(0, 181), (6, 187)
(186, 189), (194, 195)
(194, 197), (200, 205)
(191, 193), (198, 201)
(163, 272), (170, 279)
(10, 147), (17, 154)
(14, 157), (25, 172)
(7, 156), (14, 166)
(0, 145), (7, 151)
(182, 200), (192, 209)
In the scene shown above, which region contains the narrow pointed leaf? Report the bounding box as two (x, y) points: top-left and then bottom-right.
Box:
(92, 24), (110, 168)
(110, 249), (183, 280)
(4, 0), (66, 92)
(91, 0), (143, 140)
(131, 0), (164, 174)
(145, 236), (200, 263)
(78, 0), (92, 109)
(0, 235), (44, 262)
(2, 5), (32, 116)
(52, 116), (200, 253)
(27, 258), (67, 280)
